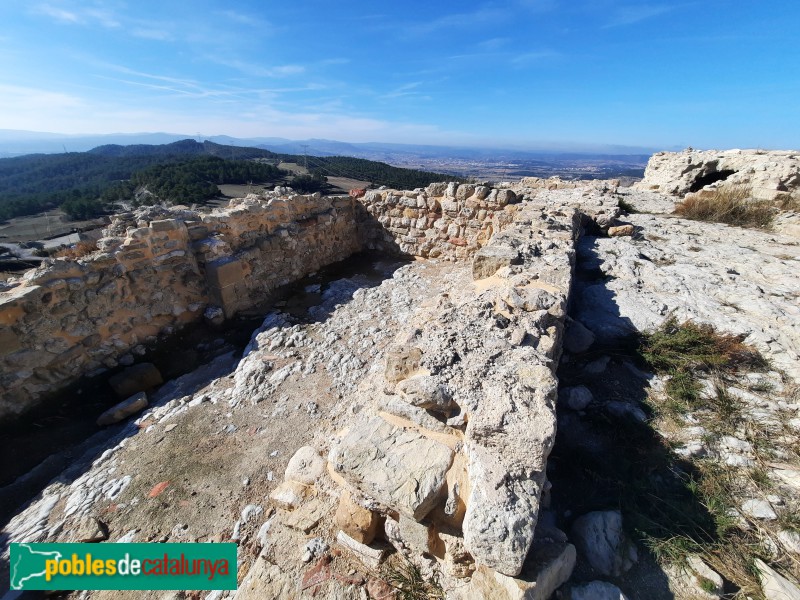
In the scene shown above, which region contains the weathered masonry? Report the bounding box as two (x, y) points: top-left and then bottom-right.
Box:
(0, 183), (524, 422)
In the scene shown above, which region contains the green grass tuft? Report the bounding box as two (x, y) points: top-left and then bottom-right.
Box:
(382, 557), (446, 600)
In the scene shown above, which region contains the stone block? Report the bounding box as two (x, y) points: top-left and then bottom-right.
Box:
(96, 392), (148, 426)
(336, 530), (388, 569)
(285, 446), (326, 486)
(467, 541), (576, 600)
(473, 244), (520, 280)
(108, 363), (163, 398)
(269, 480), (310, 510)
(384, 346), (422, 384)
(334, 490), (379, 544)
(206, 257), (245, 289)
(329, 416), (453, 520)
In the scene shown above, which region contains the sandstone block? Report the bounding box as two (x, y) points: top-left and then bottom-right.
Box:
(108, 363), (163, 397)
(384, 346), (422, 385)
(473, 244), (520, 280)
(335, 491), (379, 544)
(285, 446), (326, 486)
(608, 225), (635, 237)
(96, 392), (148, 426)
(329, 416), (453, 520)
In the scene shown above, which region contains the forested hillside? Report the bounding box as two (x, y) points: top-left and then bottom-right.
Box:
(0, 139), (457, 221)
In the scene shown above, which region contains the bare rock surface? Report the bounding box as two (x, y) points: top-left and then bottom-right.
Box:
(3, 172), (799, 599)
(636, 148), (800, 200)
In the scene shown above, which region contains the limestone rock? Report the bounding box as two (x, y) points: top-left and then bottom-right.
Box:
(473, 245), (520, 280)
(569, 581), (629, 600)
(563, 318), (595, 354)
(384, 346), (423, 385)
(335, 491), (379, 544)
(284, 446), (326, 486)
(570, 510), (638, 576)
(462, 357), (558, 576)
(96, 392), (148, 426)
(283, 497), (327, 533)
(398, 514), (433, 553)
(108, 363), (163, 398)
(755, 559), (800, 600)
(269, 480), (309, 510)
(396, 375), (454, 413)
(559, 386), (593, 411)
(636, 149), (800, 201)
(337, 530), (387, 569)
(464, 541), (575, 600)
(329, 416), (453, 520)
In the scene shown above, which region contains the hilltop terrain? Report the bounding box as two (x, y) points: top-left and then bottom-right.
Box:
(0, 149), (799, 599)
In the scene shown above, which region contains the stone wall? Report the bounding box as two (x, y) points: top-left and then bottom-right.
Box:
(323, 200), (580, 592)
(0, 193), (362, 422)
(636, 148), (800, 200)
(0, 184), (522, 423)
(359, 181), (522, 259)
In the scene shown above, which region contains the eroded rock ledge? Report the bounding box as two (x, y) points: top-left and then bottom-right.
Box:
(636, 148), (800, 200)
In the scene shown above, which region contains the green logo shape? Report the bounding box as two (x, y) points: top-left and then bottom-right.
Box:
(10, 543), (237, 591)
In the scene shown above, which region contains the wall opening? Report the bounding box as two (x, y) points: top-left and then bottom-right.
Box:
(689, 169), (736, 192)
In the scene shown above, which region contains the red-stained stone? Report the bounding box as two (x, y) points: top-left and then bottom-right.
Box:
(367, 577), (396, 599)
(301, 557), (332, 591)
(147, 481), (170, 498)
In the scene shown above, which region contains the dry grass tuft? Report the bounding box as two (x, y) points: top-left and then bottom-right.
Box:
(54, 240), (98, 260)
(675, 186), (775, 229)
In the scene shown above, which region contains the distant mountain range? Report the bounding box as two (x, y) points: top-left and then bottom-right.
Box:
(0, 129), (663, 161)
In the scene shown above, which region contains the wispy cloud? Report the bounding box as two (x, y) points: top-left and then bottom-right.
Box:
(35, 4), (81, 24)
(510, 50), (560, 66)
(0, 83), (84, 110)
(205, 57), (306, 79)
(407, 6), (508, 35)
(217, 10), (273, 30)
(131, 27), (173, 41)
(602, 4), (675, 28)
(380, 81), (427, 100)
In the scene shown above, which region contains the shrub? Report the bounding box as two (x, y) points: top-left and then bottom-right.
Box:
(53, 240), (98, 260)
(674, 186), (774, 228)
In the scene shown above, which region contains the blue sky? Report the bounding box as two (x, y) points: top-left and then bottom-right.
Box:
(0, 0), (798, 151)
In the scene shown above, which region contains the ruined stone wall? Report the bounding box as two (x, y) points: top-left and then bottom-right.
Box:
(0, 219), (207, 421)
(324, 200), (581, 591)
(0, 193), (362, 422)
(358, 182), (521, 259)
(0, 185), (527, 423)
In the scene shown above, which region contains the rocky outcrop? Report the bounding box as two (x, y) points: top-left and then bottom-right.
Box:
(636, 148), (800, 200)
